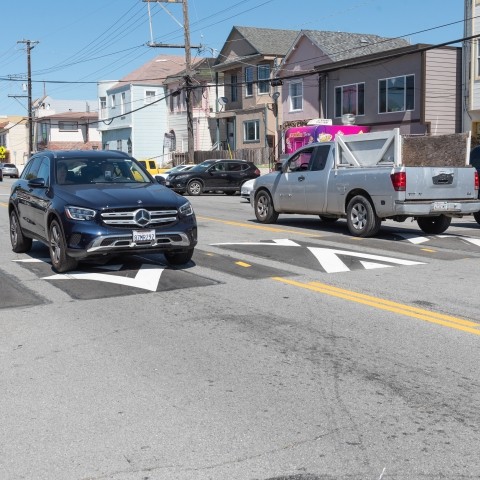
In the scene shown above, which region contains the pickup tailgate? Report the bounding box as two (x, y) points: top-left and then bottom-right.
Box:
(403, 166), (477, 201)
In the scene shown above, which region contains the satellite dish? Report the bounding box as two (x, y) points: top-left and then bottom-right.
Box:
(341, 114), (356, 125)
(218, 97), (228, 106)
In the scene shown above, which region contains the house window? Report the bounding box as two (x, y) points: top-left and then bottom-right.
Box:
(243, 120), (260, 142)
(120, 92), (126, 115)
(231, 74), (238, 102)
(127, 138), (132, 154)
(289, 80), (303, 111)
(334, 83), (365, 117)
(379, 75), (414, 113)
(99, 97), (106, 118)
(117, 140), (122, 151)
(477, 39), (480, 77)
(257, 64), (270, 94)
(58, 122), (78, 131)
(145, 90), (156, 104)
(191, 87), (203, 108)
(111, 94), (116, 108)
(245, 67), (253, 97)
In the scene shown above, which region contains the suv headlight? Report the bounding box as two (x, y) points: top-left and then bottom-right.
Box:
(65, 206), (97, 221)
(173, 174), (190, 180)
(178, 201), (194, 217)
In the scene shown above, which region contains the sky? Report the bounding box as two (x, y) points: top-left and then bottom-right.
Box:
(0, 0), (466, 117)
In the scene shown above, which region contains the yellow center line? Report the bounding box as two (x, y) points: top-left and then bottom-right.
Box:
(235, 261), (251, 268)
(272, 277), (480, 336)
(197, 215), (322, 237)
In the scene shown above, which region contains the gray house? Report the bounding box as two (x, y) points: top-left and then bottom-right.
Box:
(277, 32), (461, 136)
(213, 26), (299, 152)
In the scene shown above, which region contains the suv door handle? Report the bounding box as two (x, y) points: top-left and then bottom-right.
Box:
(298, 176), (305, 182)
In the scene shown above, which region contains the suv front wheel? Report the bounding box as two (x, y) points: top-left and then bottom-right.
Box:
(187, 180), (203, 196)
(164, 248), (194, 265)
(49, 219), (78, 273)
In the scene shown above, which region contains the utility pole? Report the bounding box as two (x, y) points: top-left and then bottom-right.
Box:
(143, 0), (200, 164)
(17, 39), (38, 156)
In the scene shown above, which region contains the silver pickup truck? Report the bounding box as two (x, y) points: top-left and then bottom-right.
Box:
(252, 129), (480, 237)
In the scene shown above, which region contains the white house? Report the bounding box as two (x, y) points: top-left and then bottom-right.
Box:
(163, 57), (223, 157)
(97, 55), (187, 165)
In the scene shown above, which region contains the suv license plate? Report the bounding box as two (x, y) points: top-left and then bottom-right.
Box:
(133, 229), (155, 242)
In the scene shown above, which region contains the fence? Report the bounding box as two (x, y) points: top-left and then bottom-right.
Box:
(171, 146), (275, 167)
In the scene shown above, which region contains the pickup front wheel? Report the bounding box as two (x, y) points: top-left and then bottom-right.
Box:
(417, 215), (451, 234)
(346, 195), (381, 237)
(255, 190), (279, 224)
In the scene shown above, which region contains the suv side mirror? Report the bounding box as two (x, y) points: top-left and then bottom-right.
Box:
(155, 175), (166, 186)
(275, 163), (282, 172)
(28, 178), (46, 188)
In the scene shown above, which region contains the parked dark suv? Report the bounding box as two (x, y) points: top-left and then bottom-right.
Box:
(8, 150), (197, 272)
(165, 159), (260, 196)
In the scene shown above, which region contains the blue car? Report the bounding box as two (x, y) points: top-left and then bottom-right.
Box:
(8, 150), (197, 272)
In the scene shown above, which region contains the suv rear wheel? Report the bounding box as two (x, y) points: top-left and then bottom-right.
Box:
(10, 210), (33, 253)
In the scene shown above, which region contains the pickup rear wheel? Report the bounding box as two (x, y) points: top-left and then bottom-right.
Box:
(254, 190), (279, 224)
(49, 219), (78, 273)
(346, 195), (381, 237)
(319, 216), (339, 224)
(473, 211), (480, 225)
(417, 215), (451, 234)
(187, 180), (203, 196)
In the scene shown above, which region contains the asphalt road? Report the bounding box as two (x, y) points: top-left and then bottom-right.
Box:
(1, 177), (480, 480)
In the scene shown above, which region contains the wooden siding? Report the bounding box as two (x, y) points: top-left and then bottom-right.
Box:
(171, 147), (274, 166)
(131, 85), (168, 159)
(424, 48), (461, 135)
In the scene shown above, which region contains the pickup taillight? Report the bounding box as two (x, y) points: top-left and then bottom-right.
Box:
(475, 171), (479, 190)
(391, 171), (406, 191)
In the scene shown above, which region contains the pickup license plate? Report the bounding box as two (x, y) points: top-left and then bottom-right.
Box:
(133, 229), (155, 242)
(432, 201), (458, 211)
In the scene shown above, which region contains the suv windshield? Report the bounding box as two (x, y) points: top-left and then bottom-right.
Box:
(185, 163), (214, 173)
(55, 157), (152, 185)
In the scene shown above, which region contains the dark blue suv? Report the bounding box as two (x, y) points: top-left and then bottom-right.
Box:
(8, 150), (197, 272)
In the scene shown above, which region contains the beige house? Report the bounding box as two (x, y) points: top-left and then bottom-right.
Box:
(0, 115), (29, 167)
(213, 26), (298, 154)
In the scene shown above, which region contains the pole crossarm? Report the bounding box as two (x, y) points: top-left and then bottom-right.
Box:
(145, 0), (195, 163)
